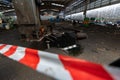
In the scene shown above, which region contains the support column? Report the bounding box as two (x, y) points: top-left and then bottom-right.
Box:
(12, 0), (41, 40)
(83, 0), (89, 18)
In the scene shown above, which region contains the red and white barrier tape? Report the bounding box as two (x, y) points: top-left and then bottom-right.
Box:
(0, 44), (120, 80)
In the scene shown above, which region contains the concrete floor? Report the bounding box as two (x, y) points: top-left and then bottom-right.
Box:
(54, 22), (120, 64)
(0, 22), (120, 80)
(76, 24), (120, 65)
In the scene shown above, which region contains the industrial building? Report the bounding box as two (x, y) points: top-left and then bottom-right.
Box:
(0, 0), (120, 80)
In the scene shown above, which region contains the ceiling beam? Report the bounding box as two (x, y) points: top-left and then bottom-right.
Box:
(39, 5), (64, 11)
(40, 0), (76, 9)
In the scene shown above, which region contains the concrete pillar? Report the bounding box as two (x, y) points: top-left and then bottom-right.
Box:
(12, 0), (41, 40)
(83, 0), (89, 18)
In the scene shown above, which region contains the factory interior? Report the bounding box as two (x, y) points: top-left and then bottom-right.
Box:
(0, 0), (120, 80)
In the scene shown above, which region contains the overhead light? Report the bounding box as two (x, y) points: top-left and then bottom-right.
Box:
(2, 9), (15, 13)
(41, 3), (44, 5)
(51, 9), (59, 12)
(51, 3), (64, 7)
(40, 9), (46, 11)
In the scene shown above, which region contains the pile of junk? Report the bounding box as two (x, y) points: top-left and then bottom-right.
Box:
(21, 21), (88, 55)
(0, 17), (15, 30)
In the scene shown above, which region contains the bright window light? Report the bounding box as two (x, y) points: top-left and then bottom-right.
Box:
(66, 3), (120, 22)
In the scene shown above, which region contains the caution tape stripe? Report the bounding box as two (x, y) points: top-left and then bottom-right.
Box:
(59, 55), (114, 80)
(4, 46), (18, 56)
(104, 66), (120, 80)
(0, 44), (120, 80)
(8, 46), (26, 61)
(0, 44), (7, 50)
(0, 45), (12, 54)
(37, 51), (72, 80)
(19, 48), (39, 69)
